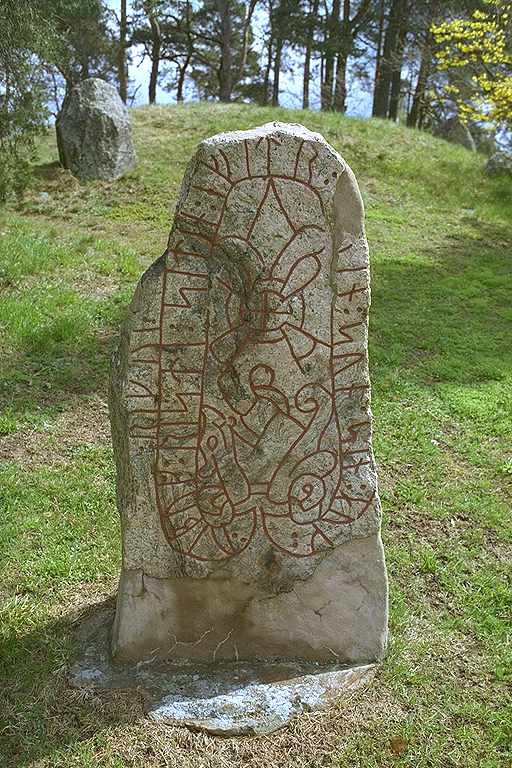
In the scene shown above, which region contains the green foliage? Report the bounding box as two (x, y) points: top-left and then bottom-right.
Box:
(131, 0), (260, 103)
(41, 0), (116, 97)
(132, 0), (196, 100)
(0, 2), (52, 200)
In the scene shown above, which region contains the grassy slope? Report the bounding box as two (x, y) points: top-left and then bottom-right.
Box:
(0, 103), (510, 768)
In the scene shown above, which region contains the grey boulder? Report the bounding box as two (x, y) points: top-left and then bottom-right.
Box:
(485, 151), (512, 177)
(434, 116), (476, 152)
(56, 78), (136, 181)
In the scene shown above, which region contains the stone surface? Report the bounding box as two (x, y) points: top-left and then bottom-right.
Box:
(56, 78), (136, 181)
(149, 664), (375, 735)
(110, 121), (388, 666)
(485, 151), (512, 177)
(70, 604), (376, 735)
(433, 117), (476, 152)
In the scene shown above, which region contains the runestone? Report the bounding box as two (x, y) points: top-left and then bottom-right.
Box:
(110, 122), (388, 665)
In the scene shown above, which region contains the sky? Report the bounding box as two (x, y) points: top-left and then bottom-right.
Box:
(106, 0), (373, 117)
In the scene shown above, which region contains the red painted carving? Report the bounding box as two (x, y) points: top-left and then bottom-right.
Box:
(126, 136), (376, 561)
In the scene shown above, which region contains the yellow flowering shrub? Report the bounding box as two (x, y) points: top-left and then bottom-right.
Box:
(432, 1), (511, 127)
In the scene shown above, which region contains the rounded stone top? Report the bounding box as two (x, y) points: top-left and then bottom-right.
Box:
(64, 77), (128, 118)
(182, 121), (365, 239)
(201, 121), (344, 166)
(203, 120), (332, 143)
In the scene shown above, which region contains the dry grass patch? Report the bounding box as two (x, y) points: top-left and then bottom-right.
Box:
(0, 395), (110, 469)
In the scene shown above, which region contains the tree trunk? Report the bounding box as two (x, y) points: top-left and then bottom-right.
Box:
(80, 57), (90, 80)
(388, 1), (408, 121)
(144, 2), (161, 105)
(302, 0), (319, 109)
(372, 0), (400, 118)
(371, 0), (385, 116)
(303, 44), (312, 110)
(322, 51), (334, 110)
(63, 73), (74, 98)
(217, 0), (233, 102)
(262, 32), (273, 105)
(406, 0), (438, 128)
(176, 53), (191, 101)
(322, 0), (340, 110)
(176, 0), (194, 103)
(117, 0), (128, 103)
(272, 37), (283, 106)
(333, 52), (348, 111)
(148, 50), (159, 104)
(237, 0), (258, 85)
(333, 0), (350, 113)
(407, 44), (430, 127)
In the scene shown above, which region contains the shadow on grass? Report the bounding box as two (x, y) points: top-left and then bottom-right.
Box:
(0, 596), (147, 767)
(370, 217), (511, 388)
(465, 215), (512, 247)
(0, 284), (130, 426)
(32, 161), (63, 182)
(0, 331), (116, 423)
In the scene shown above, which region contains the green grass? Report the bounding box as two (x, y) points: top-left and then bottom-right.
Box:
(0, 103), (511, 767)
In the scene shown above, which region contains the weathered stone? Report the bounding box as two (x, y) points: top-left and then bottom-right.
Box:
(148, 663), (376, 735)
(110, 122), (388, 670)
(485, 151), (512, 177)
(69, 602), (376, 735)
(56, 78), (136, 181)
(433, 116), (476, 152)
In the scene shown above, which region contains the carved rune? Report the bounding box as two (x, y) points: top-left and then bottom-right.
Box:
(125, 132), (376, 561)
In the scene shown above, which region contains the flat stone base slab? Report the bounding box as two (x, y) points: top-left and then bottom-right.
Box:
(69, 605), (376, 736)
(147, 662), (376, 735)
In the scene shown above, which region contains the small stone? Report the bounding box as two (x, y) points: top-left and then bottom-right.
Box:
(390, 737), (408, 756)
(56, 78), (136, 181)
(109, 122), (388, 676)
(485, 152), (512, 177)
